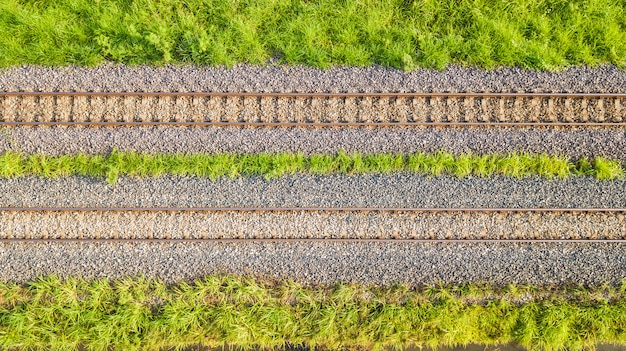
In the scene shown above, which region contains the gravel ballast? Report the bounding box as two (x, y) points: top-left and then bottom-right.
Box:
(1, 126), (624, 160)
(2, 63), (626, 287)
(0, 175), (624, 208)
(1, 242), (626, 285)
(3, 211), (624, 240)
(3, 65), (626, 124)
(2, 64), (626, 93)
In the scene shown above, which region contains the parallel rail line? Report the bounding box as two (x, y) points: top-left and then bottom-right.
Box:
(0, 207), (624, 212)
(2, 121), (623, 127)
(2, 91), (626, 125)
(2, 238), (626, 243)
(2, 92), (624, 243)
(4, 92), (626, 98)
(1, 207), (623, 243)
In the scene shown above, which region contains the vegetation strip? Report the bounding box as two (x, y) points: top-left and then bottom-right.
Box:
(1, 275), (626, 350)
(2, 0), (625, 69)
(0, 150), (623, 184)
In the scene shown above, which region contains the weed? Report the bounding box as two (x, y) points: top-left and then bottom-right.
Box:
(0, 151), (22, 177)
(1, 276), (626, 350)
(0, 150), (622, 184)
(594, 157), (625, 180)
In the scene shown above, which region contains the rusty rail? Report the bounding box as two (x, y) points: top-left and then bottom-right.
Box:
(2, 238), (626, 243)
(0, 121), (623, 127)
(0, 207), (623, 212)
(3, 92), (626, 98)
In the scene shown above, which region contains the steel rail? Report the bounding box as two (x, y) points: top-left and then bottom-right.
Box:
(2, 238), (626, 243)
(1, 121), (625, 127)
(0, 207), (623, 212)
(3, 92), (626, 98)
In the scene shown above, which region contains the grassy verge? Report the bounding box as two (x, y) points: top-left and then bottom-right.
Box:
(0, 150), (623, 185)
(1, 275), (626, 350)
(1, 0), (625, 69)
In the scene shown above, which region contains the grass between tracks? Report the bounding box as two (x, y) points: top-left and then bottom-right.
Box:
(2, 275), (626, 350)
(1, 0), (626, 69)
(0, 150), (623, 185)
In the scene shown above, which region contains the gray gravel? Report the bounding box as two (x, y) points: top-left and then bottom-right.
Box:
(2, 242), (626, 285)
(1, 126), (625, 160)
(1, 175), (624, 208)
(2, 64), (626, 93)
(3, 211), (624, 240)
(2, 63), (626, 287)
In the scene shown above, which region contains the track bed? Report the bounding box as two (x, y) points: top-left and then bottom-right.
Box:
(2, 92), (626, 124)
(0, 65), (625, 286)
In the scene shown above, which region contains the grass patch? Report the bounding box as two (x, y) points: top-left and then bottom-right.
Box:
(1, 0), (625, 69)
(0, 150), (623, 185)
(1, 275), (626, 350)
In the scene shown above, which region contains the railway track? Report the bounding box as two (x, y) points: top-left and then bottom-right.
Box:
(3, 238), (626, 243)
(2, 92), (626, 125)
(0, 207), (623, 212)
(0, 207), (623, 243)
(1, 92), (623, 245)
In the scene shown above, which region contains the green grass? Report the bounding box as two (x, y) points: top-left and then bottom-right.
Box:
(1, 0), (625, 69)
(2, 275), (626, 350)
(0, 150), (623, 185)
